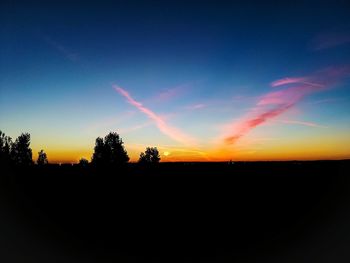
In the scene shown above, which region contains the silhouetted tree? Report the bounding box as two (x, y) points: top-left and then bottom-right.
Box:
(0, 131), (12, 165)
(37, 150), (48, 165)
(79, 158), (89, 167)
(91, 132), (129, 166)
(138, 147), (161, 164)
(104, 132), (129, 165)
(92, 137), (106, 166)
(11, 133), (33, 166)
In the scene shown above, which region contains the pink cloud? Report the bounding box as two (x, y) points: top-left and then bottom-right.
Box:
(271, 77), (308, 87)
(271, 77), (324, 88)
(156, 88), (180, 101)
(223, 66), (350, 144)
(225, 103), (294, 144)
(114, 85), (196, 145)
(147, 83), (190, 104)
(257, 87), (305, 105)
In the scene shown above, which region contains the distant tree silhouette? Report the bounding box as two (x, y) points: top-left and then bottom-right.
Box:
(0, 130), (13, 165)
(92, 132), (129, 166)
(37, 150), (48, 165)
(79, 158), (89, 167)
(10, 133), (33, 166)
(104, 132), (129, 164)
(92, 137), (106, 166)
(138, 147), (161, 164)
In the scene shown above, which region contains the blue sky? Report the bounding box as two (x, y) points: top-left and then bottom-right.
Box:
(1, 0), (350, 162)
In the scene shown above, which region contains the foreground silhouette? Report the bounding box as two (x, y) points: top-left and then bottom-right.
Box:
(0, 130), (161, 168)
(0, 131), (33, 167)
(1, 130), (350, 262)
(1, 160), (350, 263)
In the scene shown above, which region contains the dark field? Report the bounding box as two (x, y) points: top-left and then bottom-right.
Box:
(1, 161), (350, 262)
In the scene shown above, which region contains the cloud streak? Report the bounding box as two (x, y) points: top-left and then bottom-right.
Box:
(312, 31), (350, 51)
(185, 103), (206, 110)
(44, 36), (78, 62)
(271, 77), (308, 87)
(145, 83), (191, 104)
(118, 121), (153, 134)
(279, 120), (328, 128)
(114, 85), (196, 145)
(223, 66), (350, 144)
(271, 77), (324, 88)
(225, 103), (294, 144)
(86, 111), (135, 133)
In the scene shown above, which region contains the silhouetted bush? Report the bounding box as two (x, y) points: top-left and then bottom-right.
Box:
(79, 158), (89, 167)
(138, 147), (161, 165)
(91, 132), (129, 166)
(37, 150), (48, 166)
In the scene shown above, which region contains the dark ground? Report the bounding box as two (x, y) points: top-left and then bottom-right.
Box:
(1, 160), (350, 262)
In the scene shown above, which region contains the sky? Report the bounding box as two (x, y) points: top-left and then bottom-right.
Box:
(1, 0), (350, 163)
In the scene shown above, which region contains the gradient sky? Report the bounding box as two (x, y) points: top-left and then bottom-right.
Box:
(1, 0), (350, 163)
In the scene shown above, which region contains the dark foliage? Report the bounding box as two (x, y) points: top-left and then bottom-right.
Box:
(79, 158), (89, 167)
(37, 150), (48, 166)
(91, 132), (129, 166)
(1, 161), (350, 263)
(138, 147), (161, 164)
(91, 137), (105, 165)
(0, 130), (12, 165)
(104, 132), (129, 164)
(6, 132), (33, 166)
(1, 130), (350, 262)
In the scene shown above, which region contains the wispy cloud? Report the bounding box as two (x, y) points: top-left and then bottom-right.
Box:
(184, 103), (206, 110)
(44, 36), (78, 62)
(270, 77), (324, 88)
(114, 85), (196, 145)
(147, 83), (190, 104)
(224, 103), (295, 144)
(278, 120), (328, 128)
(85, 111), (135, 133)
(118, 121), (152, 134)
(312, 31), (350, 51)
(308, 97), (347, 105)
(257, 87), (305, 106)
(271, 77), (308, 87)
(222, 66), (350, 144)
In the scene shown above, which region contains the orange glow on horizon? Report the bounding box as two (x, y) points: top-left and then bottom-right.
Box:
(30, 125), (350, 164)
(32, 138), (350, 164)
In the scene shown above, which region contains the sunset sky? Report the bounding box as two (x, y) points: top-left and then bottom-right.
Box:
(1, 1), (350, 163)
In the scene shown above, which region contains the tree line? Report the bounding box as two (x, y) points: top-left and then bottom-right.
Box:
(0, 130), (160, 167)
